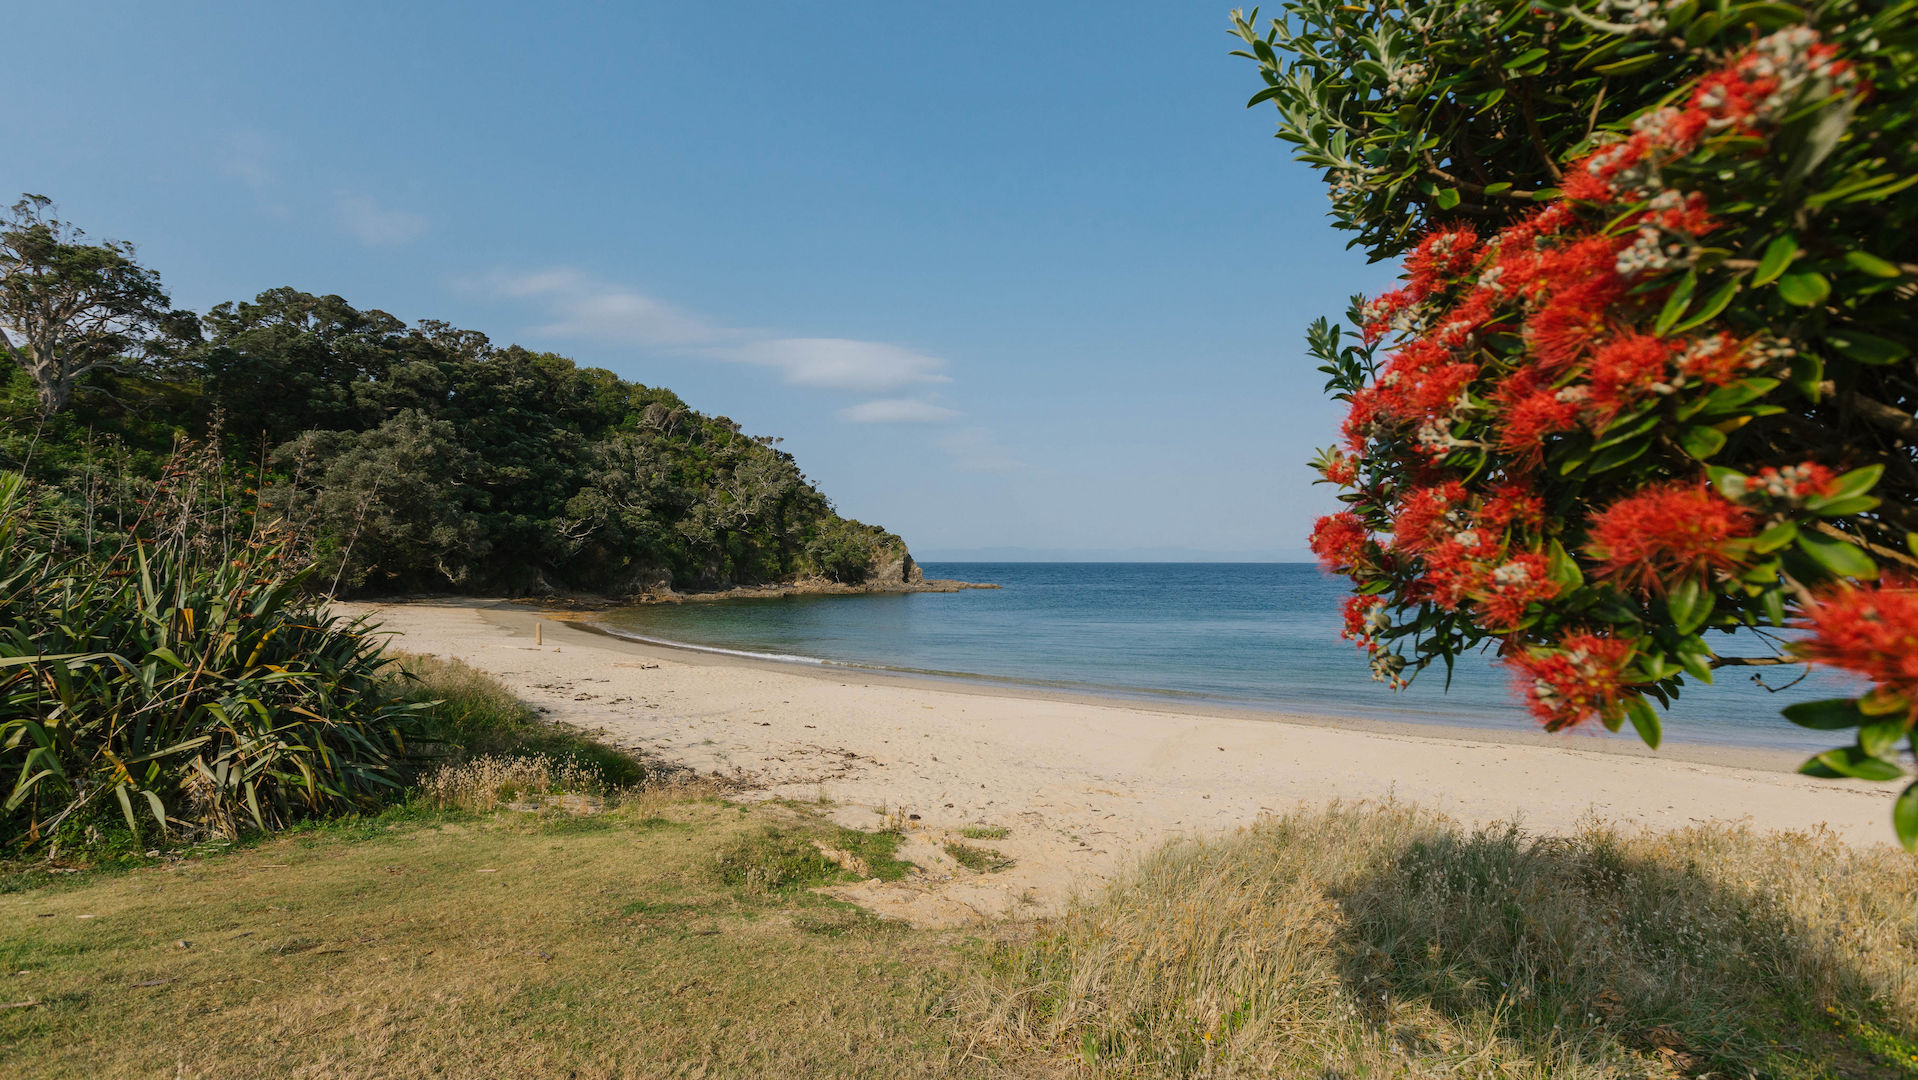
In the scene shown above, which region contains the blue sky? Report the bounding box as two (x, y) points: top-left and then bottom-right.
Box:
(8, 1), (1391, 559)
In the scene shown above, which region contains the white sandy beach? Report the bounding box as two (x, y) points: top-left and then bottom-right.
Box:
(342, 598), (1901, 926)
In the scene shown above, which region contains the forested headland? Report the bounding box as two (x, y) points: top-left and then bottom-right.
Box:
(0, 195), (917, 598)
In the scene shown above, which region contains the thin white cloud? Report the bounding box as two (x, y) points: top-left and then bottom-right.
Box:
(488, 269), (720, 347)
(485, 268), (953, 395)
(838, 398), (961, 423)
(728, 338), (950, 393)
(335, 193), (428, 246)
(936, 427), (1027, 472)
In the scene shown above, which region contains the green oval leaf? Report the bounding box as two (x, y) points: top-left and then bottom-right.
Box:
(1843, 250), (1902, 278)
(1776, 271), (1831, 307)
(1824, 328), (1910, 366)
(1797, 531), (1878, 579)
(1802, 747), (1904, 782)
(1677, 425), (1728, 460)
(1624, 696), (1662, 749)
(1896, 782), (1918, 853)
(1670, 279), (1740, 333)
(1654, 271), (1698, 336)
(1751, 234), (1799, 286)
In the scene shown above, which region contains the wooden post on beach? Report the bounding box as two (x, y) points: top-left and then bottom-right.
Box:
(536, 621), (543, 646)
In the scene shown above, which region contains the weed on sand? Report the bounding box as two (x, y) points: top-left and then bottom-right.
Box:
(945, 841), (1015, 874)
(0, 795), (1044, 1080)
(959, 801), (1918, 1079)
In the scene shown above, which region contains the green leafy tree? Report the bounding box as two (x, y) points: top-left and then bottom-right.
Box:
(0, 195), (196, 416)
(1239, 0), (1918, 843)
(275, 410), (488, 592)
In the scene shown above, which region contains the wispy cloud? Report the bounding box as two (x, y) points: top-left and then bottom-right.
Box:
(335, 193), (428, 246)
(936, 427), (1027, 472)
(489, 269), (720, 347)
(838, 398), (961, 423)
(486, 267), (954, 396)
(728, 339), (949, 394)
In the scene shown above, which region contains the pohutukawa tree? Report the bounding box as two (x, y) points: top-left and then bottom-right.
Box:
(0, 195), (192, 416)
(1236, 0), (1918, 844)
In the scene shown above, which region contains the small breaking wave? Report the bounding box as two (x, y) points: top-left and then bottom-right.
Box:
(590, 625), (832, 666)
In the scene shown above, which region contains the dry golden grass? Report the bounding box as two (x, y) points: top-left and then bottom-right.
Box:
(0, 795), (1049, 1080)
(958, 801), (1918, 1079)
(418, 754), (610, 812)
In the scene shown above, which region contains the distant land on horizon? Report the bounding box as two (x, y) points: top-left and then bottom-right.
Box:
(916, 546), (1312, 564)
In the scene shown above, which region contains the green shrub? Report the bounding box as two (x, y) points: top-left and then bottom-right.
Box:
(0, 465), (423, 851)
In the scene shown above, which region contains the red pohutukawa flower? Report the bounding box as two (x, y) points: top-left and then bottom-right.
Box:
(1391, 481), (1467, 553)
(1795, 580), (1918, 715)
(1310, 513), (1371, 572)
(1480, 482), (1546, 535)
(1588, 333), (1680, 419)
(1341, 594), (1387, 654)
(1420, 529), (1493, 610)
(1744, 462), (1839, 505)
(1477, 551), (1558, 632)
(1494, 377), (1584, 456)
(1586, 482), (1754, 593)
(1506, 632), (1635, 731)
(1403, 226), (1480, 297)
(1322, 452), (1359, 486)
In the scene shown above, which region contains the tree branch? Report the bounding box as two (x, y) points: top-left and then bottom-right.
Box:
(1517, 84), (1564, 182)
(1811, 520), (1918, 571)
(1839, 390), (1918, 442)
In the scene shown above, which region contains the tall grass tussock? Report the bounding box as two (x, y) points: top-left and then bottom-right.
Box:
(960, 802), (1918, 1078)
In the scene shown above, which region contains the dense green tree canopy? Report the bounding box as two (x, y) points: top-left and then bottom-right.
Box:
(0, 206), (911, 595)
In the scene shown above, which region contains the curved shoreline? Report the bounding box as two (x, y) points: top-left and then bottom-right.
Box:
(568, 607), (1813, 774)
(340, 596), (1899, 922)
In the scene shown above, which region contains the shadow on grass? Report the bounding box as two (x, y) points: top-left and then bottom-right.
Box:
(1330, 817), (1918, 1078)
(962, 802), (1918, 1079)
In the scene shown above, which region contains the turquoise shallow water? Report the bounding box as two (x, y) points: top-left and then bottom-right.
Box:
(593, 562), (1862, 752)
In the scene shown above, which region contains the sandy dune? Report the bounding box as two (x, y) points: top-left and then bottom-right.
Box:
(341, 598), (1900, 926)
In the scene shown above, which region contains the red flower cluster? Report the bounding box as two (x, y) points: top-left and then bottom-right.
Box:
(1796, 581), (1918, 716)
(1743, 462), (1840, 505)
(1391, 481), (1467, 553)
(1310, 512), (1370, 572)
(1403, 226), (1480, 296)
(1480, 483), (1545, 533)
(1588, 334), (1681, 420)
(1341, 594), (1387, 654)
(1587, 482), (1754, 593)
(1506, 633), (1636, 731)
(1477, 552), (1558, 632)
(1322, 451), (1359, 487)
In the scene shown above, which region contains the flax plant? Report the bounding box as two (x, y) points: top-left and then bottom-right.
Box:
(0, 444), (424, 850)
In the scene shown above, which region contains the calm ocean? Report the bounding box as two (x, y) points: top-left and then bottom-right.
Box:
(592, 562), (1860, 752)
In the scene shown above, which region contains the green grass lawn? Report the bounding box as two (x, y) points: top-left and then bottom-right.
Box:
(1, 795), (1047, 1079)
